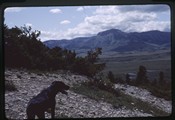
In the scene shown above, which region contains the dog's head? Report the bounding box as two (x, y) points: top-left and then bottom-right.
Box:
(51, 81), (70, 95)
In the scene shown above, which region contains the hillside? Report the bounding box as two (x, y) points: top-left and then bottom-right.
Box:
(43, 29), (170, 54)
(5, 69), (171, 119)
(4, 25), (172, 119)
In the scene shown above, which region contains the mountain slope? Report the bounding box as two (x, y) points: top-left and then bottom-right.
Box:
(43, 29), (170, 53)
(5, 69), (171, 119)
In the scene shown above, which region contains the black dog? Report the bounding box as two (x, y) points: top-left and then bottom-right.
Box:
(26, 81), (70, 119)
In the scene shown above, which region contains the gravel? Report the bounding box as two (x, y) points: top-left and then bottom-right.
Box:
(4, 69), (171, 119)
(115, 84), (172, 113)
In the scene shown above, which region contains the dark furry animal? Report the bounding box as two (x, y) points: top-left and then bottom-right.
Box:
(26, 81), (70, 119)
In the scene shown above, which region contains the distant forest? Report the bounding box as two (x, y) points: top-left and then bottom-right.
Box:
(4, 25), (105, 77)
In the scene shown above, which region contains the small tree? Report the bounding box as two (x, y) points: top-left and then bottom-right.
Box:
(84, 48), (105, 77)
(136, 65), (149, 85)
(126, 73), (131, 84)
(85, 47), (102, 64)
(71, 48), (105, 77)
(159, 71), (164, 86)
(116, 76), (125, 84)
(107, 71), (115, 83)
(152, 79), (157, 86)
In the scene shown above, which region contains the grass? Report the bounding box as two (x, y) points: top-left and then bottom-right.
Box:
(150, 88), (171, 101)
(72, 83), (170, 117)
(72, 84), (118, 102)
(101, 58), (171, 80)
(139, 84), (171, 101)
(120, 92), (170, 116)
(100, 55), (172, 101)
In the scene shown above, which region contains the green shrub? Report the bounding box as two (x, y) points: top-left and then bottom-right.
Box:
(107, 71), (115, 83)
(83, 78), (119, 97)
(136, 65), (149, 85)
(149, 86), (171, 101)
(4, 25), (105, 77)
(72, 83), (169, 116)
(127, 65), (171, 100)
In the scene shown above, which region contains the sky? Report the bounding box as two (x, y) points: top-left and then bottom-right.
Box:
(4, 4), (170, 41)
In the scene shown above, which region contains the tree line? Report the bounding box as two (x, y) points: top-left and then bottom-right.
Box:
(4, 25), (105, 77)
(107, 65), (171, 100)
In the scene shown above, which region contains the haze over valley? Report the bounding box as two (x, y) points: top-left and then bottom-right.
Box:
(43, 29), (170, 55)
(43, 28), (171, 80)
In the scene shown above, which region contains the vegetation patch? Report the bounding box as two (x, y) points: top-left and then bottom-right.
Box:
(106, 65), (171, 101)
(140, 84), (171, 101)
(72, 83), (169, 116)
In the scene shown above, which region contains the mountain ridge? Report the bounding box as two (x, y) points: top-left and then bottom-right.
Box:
(43, 29), (170, 53)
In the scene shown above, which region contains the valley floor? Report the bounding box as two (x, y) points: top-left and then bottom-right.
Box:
(4, 69), (171, 119)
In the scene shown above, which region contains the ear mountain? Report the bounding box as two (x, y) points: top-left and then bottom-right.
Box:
(43, 29), (170, 53)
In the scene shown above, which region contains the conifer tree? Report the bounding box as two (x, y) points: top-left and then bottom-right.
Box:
(136, 65), (149, 85)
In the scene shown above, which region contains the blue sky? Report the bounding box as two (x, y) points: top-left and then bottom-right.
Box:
(4, 5), (170, 41)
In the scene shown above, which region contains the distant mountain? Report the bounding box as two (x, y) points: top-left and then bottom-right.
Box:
(43, 29), (170, 53)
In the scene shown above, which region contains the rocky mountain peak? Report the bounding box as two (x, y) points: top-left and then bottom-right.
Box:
(97, 29), (125, 36)
(43, 29), (170, 54)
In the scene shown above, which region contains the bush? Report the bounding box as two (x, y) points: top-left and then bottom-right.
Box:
(136, 65), (149, 85)
(158, 71), (166, 87)
(149, 86), (171, 101)
(72, 83), (169, 116)
(4, 25), (105, 77)
(107, 71), (115, 83)
(115, 76), (125, 84)
(83, 77), (120, 97)
(134, 81), (171, 101)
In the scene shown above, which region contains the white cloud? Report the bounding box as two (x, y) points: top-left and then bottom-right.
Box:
(77, 7), (84, 11)
(49, 8), (62, 14)
(41, 5), (170, 41)
(94, 6), (119, 15)
(40, 30), (73, 41)
(62, 5), (170, 39)
(60, 20), (71, 25)
(5, 7), (24, 12)
(40, 31), (60, 40)
(25, 23), (33, 27)
(117, 5), (170, 13)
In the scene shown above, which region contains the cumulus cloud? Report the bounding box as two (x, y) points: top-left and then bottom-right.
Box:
(94, 6), (119, 15)
(25, 23), (33, 27)
(40, 30), (60, 40)
(119, 21), (170, 32)
(117, 5), (170, 13)
(40, 5), (170, 41)
(76, 6), (92, 12)
(5, 7), (24, 12)
(64, 5), (170, 38)
(77, 7), (84, 11)
(49, 8), (62, 14)
(60, 20), (71, 25)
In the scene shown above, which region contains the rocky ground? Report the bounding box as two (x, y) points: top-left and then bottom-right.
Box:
(4, 69), (171, 119)
(115, 84), (172, 114)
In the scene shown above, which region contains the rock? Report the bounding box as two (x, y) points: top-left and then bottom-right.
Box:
(115, 84), (172, 113)
(102, 106), (108, 111)
(131, 102), (134, 105)
(5, 69), (156, 119)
